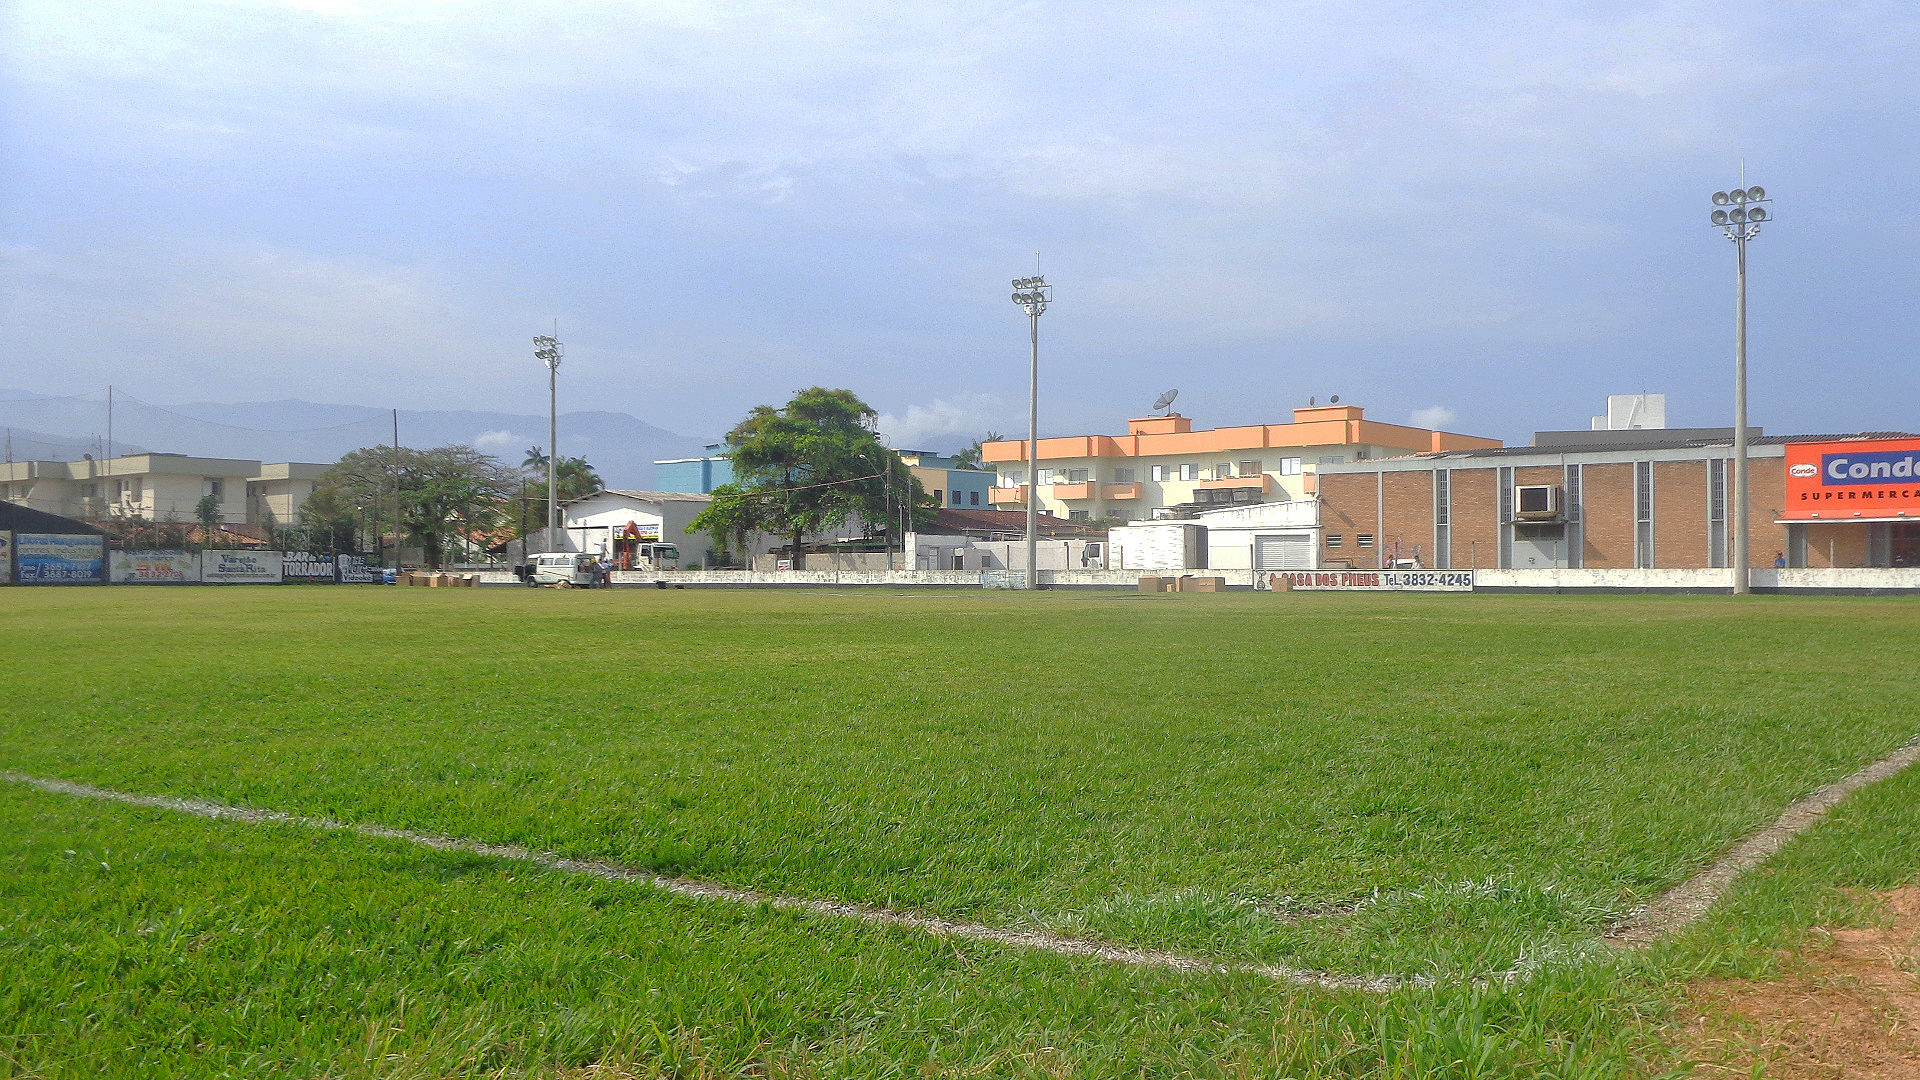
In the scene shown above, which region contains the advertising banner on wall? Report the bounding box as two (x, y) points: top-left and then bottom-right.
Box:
(16, 533), (105, 584)
(336, 554), (378, 583)
(111, 550), (198, 583)
(1275, 569), (1475, 591)
(200, 550), (284, 584)
(1782, 436), (1920, 520)
(282, 551), (338, 582)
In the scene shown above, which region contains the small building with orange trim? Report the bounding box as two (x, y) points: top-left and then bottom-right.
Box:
(980, 404), (1502, 523)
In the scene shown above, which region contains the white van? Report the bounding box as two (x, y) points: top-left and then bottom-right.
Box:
(529, 552), (599, 587)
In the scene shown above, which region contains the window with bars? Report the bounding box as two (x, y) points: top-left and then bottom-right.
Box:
(1356, 534), (1375, 548)
(1635, 461), (1655, 567)
(1326, 534), (1343, 549)
(1707, 458), (1728, 567)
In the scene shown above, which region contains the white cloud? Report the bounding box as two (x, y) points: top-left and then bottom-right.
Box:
(1410, 406), (1458, 430)
(876, 396), (1005, 453)
(472, 429), (526, 450)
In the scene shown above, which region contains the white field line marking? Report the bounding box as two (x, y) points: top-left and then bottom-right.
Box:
(1606, 734), (1920, 946)
(0, 772), (1412, 994)
(14, 737), (1916, 985)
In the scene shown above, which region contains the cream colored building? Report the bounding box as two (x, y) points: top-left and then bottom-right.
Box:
(982, 404), (1502, 522)
(0, 453), (330, 527)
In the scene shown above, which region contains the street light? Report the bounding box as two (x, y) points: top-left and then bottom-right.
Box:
(1709, 185), (1771, 594)
(1011, 275), (1051, 590)
(534, 334), (563, 548)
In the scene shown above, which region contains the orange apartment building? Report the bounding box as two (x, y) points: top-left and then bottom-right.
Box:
(980, 404), (1502, 523)
(1314, 430), (1920, 570)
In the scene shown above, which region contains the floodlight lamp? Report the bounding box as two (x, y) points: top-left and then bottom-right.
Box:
(1731, 188), (1749, 203)
(1711, 209), (1730, 225)
(1713, 191), (1731, 205)
(1746, 186), (1765, 202)
(1730, 208), (1747, 222)
(1747, 206), (1768, 222)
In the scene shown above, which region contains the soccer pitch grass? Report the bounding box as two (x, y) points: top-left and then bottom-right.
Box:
(4, 587), (1920, 1077)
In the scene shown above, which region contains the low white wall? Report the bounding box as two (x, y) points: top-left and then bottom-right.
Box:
(601, 568), (1146, 588)
(1476, 567), (1920, 591)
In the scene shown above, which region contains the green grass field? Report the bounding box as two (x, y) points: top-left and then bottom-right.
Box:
(4, 586), (1920, 1077)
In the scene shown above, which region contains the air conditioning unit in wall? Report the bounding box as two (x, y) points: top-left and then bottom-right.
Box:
(1513, 485), (1563, 520)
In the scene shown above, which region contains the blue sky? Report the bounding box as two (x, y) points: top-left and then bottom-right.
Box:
(3, 0), (1917, 452)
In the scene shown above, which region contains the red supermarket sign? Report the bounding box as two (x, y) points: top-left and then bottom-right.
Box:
(1782, 436), (1920, 520)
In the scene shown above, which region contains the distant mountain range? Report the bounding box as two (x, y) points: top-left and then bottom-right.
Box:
(0, 393), (704, 490)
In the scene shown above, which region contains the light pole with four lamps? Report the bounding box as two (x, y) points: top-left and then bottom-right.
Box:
(1011, 275), (1051, 590)
(1709, 186), (1771, 594)
(534, 334), (563, 547)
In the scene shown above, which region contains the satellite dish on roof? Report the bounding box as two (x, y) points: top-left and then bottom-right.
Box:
(1152, 388), (1179, 414)
(1330, 395), (1340, 403)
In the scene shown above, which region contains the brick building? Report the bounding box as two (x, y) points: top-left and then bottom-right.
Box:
(1315, 429), (1920, 571)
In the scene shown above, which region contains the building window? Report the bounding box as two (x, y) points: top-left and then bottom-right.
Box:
(205, 479), (223, 498)
(1178, 463), (1200, 481)
(1357, 534), (1375, 548)
(1634, 460), (1655, 568)
(1035, 469), (1054, 485)
(1317, 456), (1344, 466)
(1707, 458), (1728, 567)
(1279, 457), (1302, 476)
(1000, 471), (1024, 486)
(1215, 462), (1233, 479)
(1240, 460), (1261, 477)
(969, 490), (979, 506)
(1150, 464), (1169, 482)
(1326, 534), (1343, 549)
(1068, 510), (1090, 521)
(1433, 469), (1450, 569)
(1065, 469), (1089, 484)
(1113, 467), (1136, 484)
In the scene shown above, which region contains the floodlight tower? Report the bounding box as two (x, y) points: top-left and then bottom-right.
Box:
(1709, 186), (1771, 594)
(535, 334), (564, 546)
(1011, 275), (1052, 590)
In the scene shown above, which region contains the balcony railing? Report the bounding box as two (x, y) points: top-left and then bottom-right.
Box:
(989, 485), (1028, 506)
(1049, 481), (1097, 500)
(1101, 482), (1143, 500)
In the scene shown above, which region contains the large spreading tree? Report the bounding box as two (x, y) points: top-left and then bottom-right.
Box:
(311, 444), (520, 568)
(690, 387), (931, 569)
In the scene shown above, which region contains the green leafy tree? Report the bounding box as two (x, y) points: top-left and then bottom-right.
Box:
(194, 493), (222, 547)
(517, 448), (602, 543)
(290, 484), (362, 557)
(691, 388), (932, 569)
(313, 445), (519, 568)
(952, 431), (1002, 471)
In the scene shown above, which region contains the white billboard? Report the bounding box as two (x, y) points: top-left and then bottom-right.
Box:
(111, 550), (198, 583)
(201, 550), (284, 584)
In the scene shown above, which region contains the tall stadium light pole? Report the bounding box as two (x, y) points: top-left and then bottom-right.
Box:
(535, 334), (564, 547)
(1011, 275), (1051, 590)
(1709, 186), (1771, 595)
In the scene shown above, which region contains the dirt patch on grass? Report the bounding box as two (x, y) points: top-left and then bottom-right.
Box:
(1684, 886), (1920, 1078)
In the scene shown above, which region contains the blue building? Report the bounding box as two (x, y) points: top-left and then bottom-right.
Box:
(653, 444), (735, 494)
